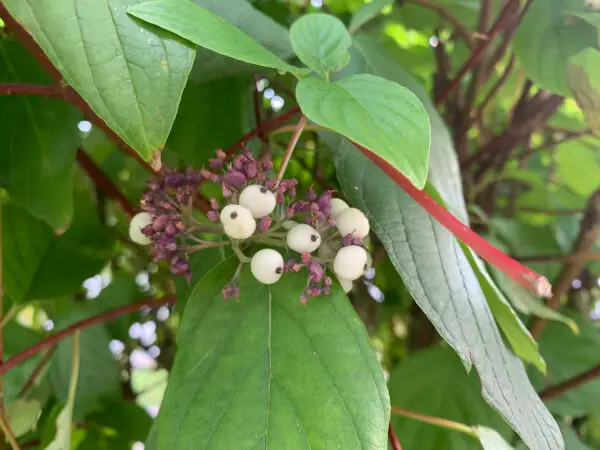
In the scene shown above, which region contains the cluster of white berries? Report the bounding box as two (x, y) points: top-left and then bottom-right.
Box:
(129, 150), (374, 302)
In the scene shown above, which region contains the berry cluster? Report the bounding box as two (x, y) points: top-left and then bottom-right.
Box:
(129, 149), (373, 302)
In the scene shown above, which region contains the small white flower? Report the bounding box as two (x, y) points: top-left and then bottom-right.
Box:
(286, 224), (321, 253)
(129, 212), (153, 245)
(251, 249), (284, 284)
(335, 208), (370, 239)
(333, 245), (367, 281)
(220, 204), (256, 239)
(239, 184), (277, 218)
(331, 198), (349, 219)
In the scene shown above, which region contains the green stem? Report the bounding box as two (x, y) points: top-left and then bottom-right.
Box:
(231, 243), (251, 263)
(391, 407), (478, 439)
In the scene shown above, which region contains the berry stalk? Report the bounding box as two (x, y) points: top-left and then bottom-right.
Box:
(352, 141), (552, 298)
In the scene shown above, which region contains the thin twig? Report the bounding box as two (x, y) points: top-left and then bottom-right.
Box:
(388, 423), (402, 450)
(0, 83), (64, 98)
(391, 407), (477, 438)
(0, 412), (21, 450)
(0, 297), (176, 376)
(18, 345), (57, 396)
(435, 0), (520, 105)
(539, 363), (600, 401)
(276, 115), (308, 182)
(403, 0), (474, 48)
(471, 55), (515, 122)
(76, 148), (138, 218)
(530, 190), (600, 338)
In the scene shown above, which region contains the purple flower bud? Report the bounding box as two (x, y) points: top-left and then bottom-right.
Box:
(324, 276), (332, 287)
(289, 186), (296, 198)
(165, 170), (186, 188)
(165, 222), (177, 237)
(141, 224), (155, 236)
(175, 221), (186, 232)
(222, 170), (246, 189)
(207, 210), (219, 222)
(209, 158), (223, 171)
(276, 193), (285, 205)
(300, 294), (307, 304)
(292, 264), (302, 272)
(307, 187), (317, 202)
(342, 234), (354, 246)
(201, 169), (214, 180)
(186, 169), (202, 185)
(222, 284), (236, 301)
(308, 261), (324, 283)
(210, 198), (220, 210)
(322, 286), (331, 295)
(243, 160), (258, 180)
(258, 216), (272, 233)
(147, 179), (163, 191)
(158, 236), (177, 252)
(285, 259), (297, 271)
(170, 258), (189, 275)
(216, 149), (227, 160)
(153, 214), (170, 232)
(308, 286), (321, 297)
(265, 179), (277, 189)
(318, 192), (332, 210)
(233, 157), (245, 171)
(327, 217), (335, 226)
(301, 253), (311, 264)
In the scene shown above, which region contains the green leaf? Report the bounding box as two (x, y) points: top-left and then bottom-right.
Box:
(534, 312), (600, 417)
(515, 0), (597, 95)
(348, 0), (393, 34)
(46, 331), (80, 450)
(389, 346), (510, 450)
(289, 13), (351, 78)
(50, 310), (120, 418)
(153, 258), (390, 449)
(474, 426), (515, 450)
(463, 245), (546, 374)
(167, 77), (254, 166)
(2, 193), (114, 304)
(0, 40), (81, 228)
(87, 400), (153, 444)
(2, 0), (195, 161)
(297, 74), (430, 189)
(556, 140), (600, 197)
(188, 0), (294, 82)
(566, 48), (600, 129)
(4, 399), (42, 438)
(128, 0), (308, 76)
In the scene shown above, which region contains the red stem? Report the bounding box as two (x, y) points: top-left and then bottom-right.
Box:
(0, 83), (63, 98)
(76, 148), (138, 217)
(352, 141), (552, 297)
(0, 297), (175, 376)
(435, 0), (519, 105)
(388, 424), (402, 450)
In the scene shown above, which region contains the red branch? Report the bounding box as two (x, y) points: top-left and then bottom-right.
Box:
(0, 83), (64, 98)
(76, 148), (138, 217)
(0, 297), (175, 376)
(352, 141), (552, 297)
(435, 0), (519, 105)
(388, 424), (403, 450)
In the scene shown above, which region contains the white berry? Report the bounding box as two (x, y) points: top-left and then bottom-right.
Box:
(239, 184), (277, 218)
(220, 204), (256, 240)
(333, 245), (367, 281)
(286, 224), (321, 253)
(129, 212), (153, 245)
(338, 277), (353, 293)
(335, 208), (370, 239)
(331, 198), (349, 219)
(251, 249), (284, 284)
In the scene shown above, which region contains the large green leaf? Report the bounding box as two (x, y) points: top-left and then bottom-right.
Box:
(566, 48), (600, 129)
(389, 346), (510, 450)
(0, 40), (80, 228)
(2, 0), (195, 160)
(2, 194), (114, 304)
(167, 77), (254, 166)
(49, 310), (120, 419)
(153, 259), (390, 449)
(188, 0), (294, 82)
(534, 312), (600, 417)
(129, 0), (308, 76)
(289, 13), (351, 79)
(323, 36), (563, 449)
(556, 140), (600, 197)
(348, 0), (394, 34)
(515, 0), (597, 96)
(297, 74), (430, 189)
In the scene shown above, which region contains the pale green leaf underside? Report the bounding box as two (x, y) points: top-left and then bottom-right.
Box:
(297, 74), (431, 189)
(129, 0), (308, 76)
(3, 0), (195, 160)
(348, 0), (393, 34)
(153, 259), (390, 449)
(289, 13), (351, 78)
(324, 136), (563, 450)
(566, 48), (600, 129)
(474, 426), (515, 450)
